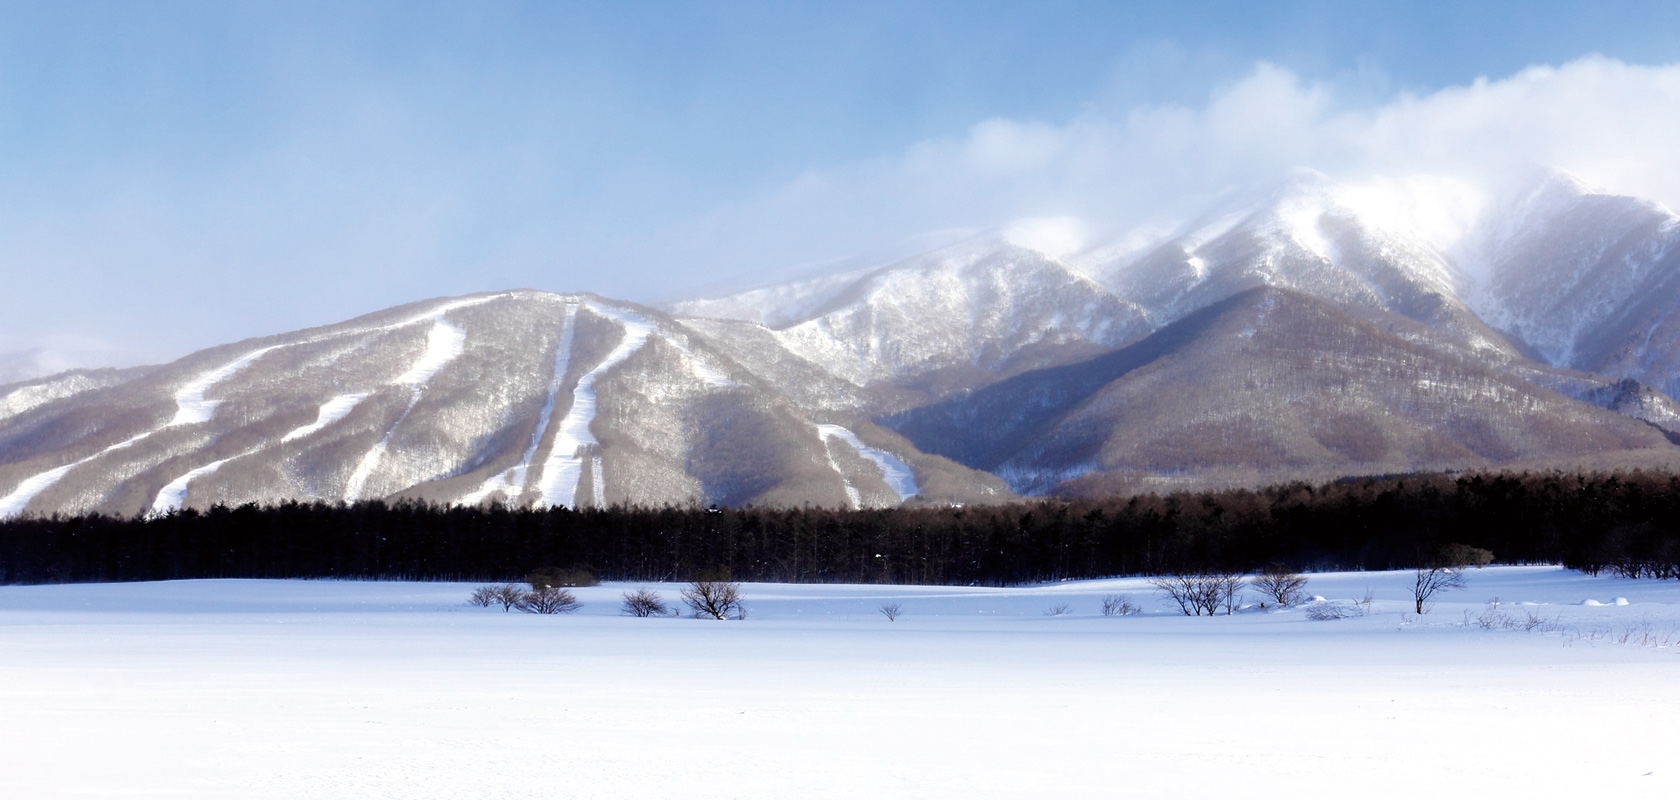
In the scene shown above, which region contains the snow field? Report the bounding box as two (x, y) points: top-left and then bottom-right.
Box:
(0, 566), (1676, 799)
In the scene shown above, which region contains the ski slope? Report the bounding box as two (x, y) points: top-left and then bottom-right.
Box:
(0, 566), (1675, 798)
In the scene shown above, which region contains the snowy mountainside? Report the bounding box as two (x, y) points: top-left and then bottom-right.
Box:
(14, 170), (1680, 513)
(0, 292), (1007, 518)
(674, 238), (1153, 405)
(887, 287), (1680, 497)
(1094, 171), (1511, 360)
(1466, 171), (1680, 396)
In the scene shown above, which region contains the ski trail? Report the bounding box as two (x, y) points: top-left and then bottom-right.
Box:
(462, 303), (578, 505)
(816, 429), (863, 510)
(149, 457), (236, 514)
(343, 317), (470, 503)
(148, 297), (499, 512)
(0, 345), (284, 518)
(282, 393), (372, 443)
(530, 303), (660, 508)
(169, 347), (281, 426)
(4, 295), (507, 519)
(815, 424), (920, 504)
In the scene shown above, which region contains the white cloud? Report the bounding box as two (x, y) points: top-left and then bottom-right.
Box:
(680, 56), (1680, 279)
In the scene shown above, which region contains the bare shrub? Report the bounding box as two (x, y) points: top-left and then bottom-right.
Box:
(1304, 602), (1352, 621)
(1411, 566), (1467, 614)
(517, 586), (583, 615)
(1044, 603), (1072, 617)
(621, 588), (673, 617)
(1305, 589), (1372, 621)
(1150, 573), (1245, 616)
(682, 580), (746, 620)
(1469, 601), (1513, 630)
(469, 586), (497, 607)
(1100, 594), (1140, 616)
(1252, 565), (1308, 606)
(878, 602), (903, 621)
(484, 582), (526, 612)
(1519, 608), (1562, 634)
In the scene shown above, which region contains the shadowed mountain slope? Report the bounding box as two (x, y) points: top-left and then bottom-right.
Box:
(887, 287), (1680, 496)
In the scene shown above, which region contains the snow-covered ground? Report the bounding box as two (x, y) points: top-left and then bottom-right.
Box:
(1, 566), (1675, 798)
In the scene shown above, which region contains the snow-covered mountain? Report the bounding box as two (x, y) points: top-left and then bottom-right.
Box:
(1467, 171), (1680, 396)
(673, 237), (1151, 402)
(0, 291), (1008, 518)
(9, 169), (1680, 514)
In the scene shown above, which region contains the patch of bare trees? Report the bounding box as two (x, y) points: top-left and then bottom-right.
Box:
(469, 581), (581, 614)
(1150, 572), (1244, 616)
(469, 582), (528, 612)
(878, 602), (902, 621)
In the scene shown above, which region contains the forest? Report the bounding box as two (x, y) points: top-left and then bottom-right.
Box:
(2, 470), (1678, 585)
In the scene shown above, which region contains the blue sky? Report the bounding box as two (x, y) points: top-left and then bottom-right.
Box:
(3, 1), (1680, 369)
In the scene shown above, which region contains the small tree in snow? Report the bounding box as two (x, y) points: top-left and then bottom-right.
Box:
(621, 588), (674, 617)
(1252, 565), (1308, 607)
(682, 580), (746, 620)
(518, 586), (583, 614)
(483, 582), (526, 612)
(1410, 566), (1466, 614)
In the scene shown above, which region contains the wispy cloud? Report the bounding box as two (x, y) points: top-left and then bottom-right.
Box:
(677, 56), (1680, 283)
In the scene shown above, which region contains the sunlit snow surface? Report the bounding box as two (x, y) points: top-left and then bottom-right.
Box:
(0, 566), (1675, 798)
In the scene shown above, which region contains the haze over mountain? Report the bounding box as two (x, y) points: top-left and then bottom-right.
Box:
(7, 169), (1680, 517)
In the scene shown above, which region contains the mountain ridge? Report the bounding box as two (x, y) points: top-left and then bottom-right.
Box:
(9, 170), (1680, 516)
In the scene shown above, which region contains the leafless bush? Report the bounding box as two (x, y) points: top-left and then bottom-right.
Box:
(1304, 602), (1352, 620)
(1252, 565), (1308, 606)
(469, 586), (497, 607)
(1411, 566), (1467, 614)
(1150, 573), (1245, 616)
(1469, 601), (1514, 630)
(682, 580), (746, 620)
(517, 586), (583, 614)
(621, 588), (674, 617)
(1305, 589), (1373, 621)
(480, 582), (526, 612)
(878, 602), (902, 621)
(1100, 594), (1140, 616)
(1044, 603), (1072, 616)
(1519, 608), (1562, 634)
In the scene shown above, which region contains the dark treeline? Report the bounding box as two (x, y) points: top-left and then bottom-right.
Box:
(3, 470), (1678, 586)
